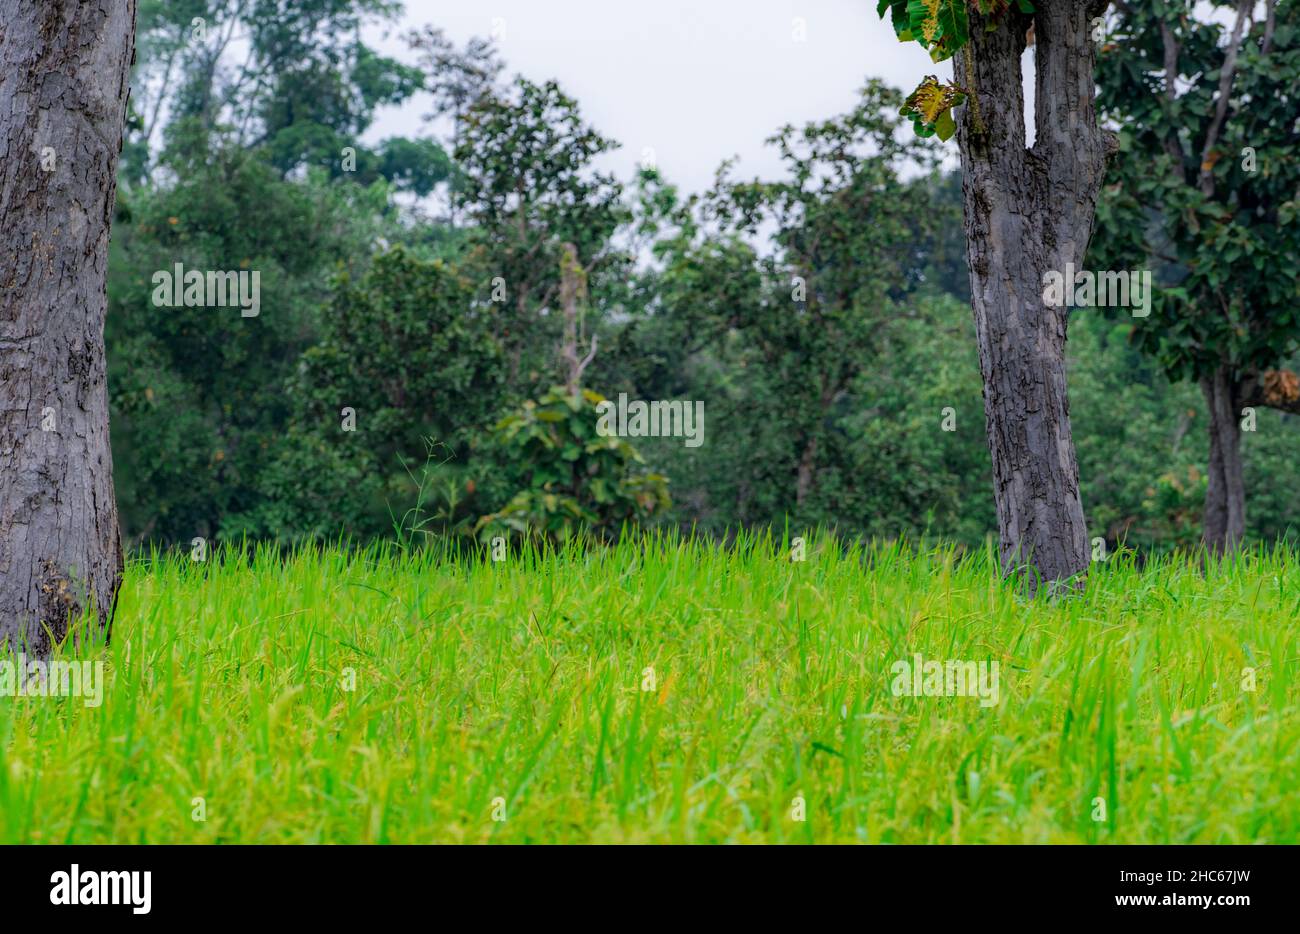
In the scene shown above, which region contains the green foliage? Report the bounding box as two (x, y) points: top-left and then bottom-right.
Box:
(105, 4), (1300, 554)
(1093, 1), (1300, 383)
(109, 0), (475, 546)
(601, 83), (965, 536)
(900, 76), (965, 140)
(476, 388), (670, 541)
(248, 246), (504, 541)
(130, 0), (444, 193)
(107, 149), (393, 543)
(1067, 311), (1300, 552)
(454, 77), (628, 396)
(1068, 315), (1208, 552)
(875, 1), (1031, 138)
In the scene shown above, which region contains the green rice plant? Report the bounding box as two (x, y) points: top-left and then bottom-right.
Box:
(1, 532), (1295, 843)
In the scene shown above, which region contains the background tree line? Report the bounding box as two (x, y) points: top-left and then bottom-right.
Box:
(108, 0), (1300, 554)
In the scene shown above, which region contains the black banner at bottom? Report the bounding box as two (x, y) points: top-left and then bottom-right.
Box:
(0, 844), (1285, 921)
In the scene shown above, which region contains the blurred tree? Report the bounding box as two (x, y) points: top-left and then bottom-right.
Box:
(1093, 0), (1300, 552)
(454, 77), (627, 396)
(246, 246), (502, 540)
(110, 1), (465, 544)
(107, 154), (394, 543)
(599, 83), (963, 532)
(407, 24), (504, 216)
(129, 0), (447, 193)
(711, 80), (940, 509)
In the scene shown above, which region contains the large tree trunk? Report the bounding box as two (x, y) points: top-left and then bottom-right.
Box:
(954, 2), (1112, 591)
(1201, 366), (1246, 554)
(0, 0), (135, 654)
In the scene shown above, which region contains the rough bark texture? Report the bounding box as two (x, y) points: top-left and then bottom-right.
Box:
(954, 1), (1113, 590)
(1201, 367), (1246, 554)
(0, 0), (135, 653)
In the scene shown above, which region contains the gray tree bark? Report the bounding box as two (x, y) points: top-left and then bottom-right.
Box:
(1201, 367), (1246, 554)
(954, 1), (1113, 591)
(1201, 366), (1300, 554)
(0, 0), (135, 654)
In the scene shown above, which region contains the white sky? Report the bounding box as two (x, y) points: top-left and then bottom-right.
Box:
(367, 0), (982, 194)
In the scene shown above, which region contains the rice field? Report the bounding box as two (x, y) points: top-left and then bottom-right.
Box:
(2, 534), (1296, 843)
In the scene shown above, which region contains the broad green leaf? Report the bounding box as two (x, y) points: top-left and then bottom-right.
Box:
(935, 108), (957, 141)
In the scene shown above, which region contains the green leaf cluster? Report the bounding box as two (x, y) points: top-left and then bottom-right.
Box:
(876, 0), (1034, 139)
(476, 388), (670, 542)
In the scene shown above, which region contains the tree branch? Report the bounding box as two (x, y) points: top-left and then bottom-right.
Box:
(1239, 369), (1300, 415)
(1160, 19), (1186, 183)
(1262, 0), (1277, 56)
(1198, 0), (1252, 197)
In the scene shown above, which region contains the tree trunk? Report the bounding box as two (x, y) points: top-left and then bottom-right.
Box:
(0, 0), (135, 654)
(1201, 366), (1246, 554)
(1214, 365), (1300, 552)
(558, 242), (594, 396)
(953, 2), (1112, 591)
(795, 435), (817, 508)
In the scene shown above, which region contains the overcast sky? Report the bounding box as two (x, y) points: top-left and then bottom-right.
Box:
(368, 0), (989, 194)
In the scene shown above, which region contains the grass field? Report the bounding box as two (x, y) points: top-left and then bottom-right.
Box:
(1, 534), (1297, 844)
